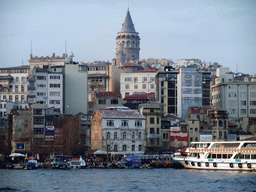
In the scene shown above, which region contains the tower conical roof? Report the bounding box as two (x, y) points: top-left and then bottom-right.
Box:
(121, 9), (136, 33)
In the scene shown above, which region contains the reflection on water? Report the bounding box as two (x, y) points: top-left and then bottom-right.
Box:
(0, 168), (256, 192)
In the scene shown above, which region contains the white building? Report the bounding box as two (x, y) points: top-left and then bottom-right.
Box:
(212, 67), (256, 122)
(64, 61), (88, 115)
(177, 67), (203, 119)
(28, 66), (64, 113)
(0, 65), (30, 118)
(91, 109), (146, 155)
(120, 67), (158, 98)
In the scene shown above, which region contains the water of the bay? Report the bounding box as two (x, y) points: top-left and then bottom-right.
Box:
(0, 168), (256, 192)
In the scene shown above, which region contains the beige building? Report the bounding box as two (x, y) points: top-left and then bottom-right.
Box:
(187, 118), (200, 143)
(28, 53), (67, 76)
(87, 62), (121, 101)
(0, 65), (30, 118)
(139, 102), (162, 154)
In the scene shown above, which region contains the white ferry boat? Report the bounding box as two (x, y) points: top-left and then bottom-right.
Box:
(173, 141), (256, 171)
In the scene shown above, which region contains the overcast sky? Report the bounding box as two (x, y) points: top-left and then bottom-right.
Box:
(0, 0), (255, 75)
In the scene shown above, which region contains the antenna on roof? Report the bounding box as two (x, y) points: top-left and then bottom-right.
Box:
(31, 40), (33, 56)
(65, 39), (67, 56)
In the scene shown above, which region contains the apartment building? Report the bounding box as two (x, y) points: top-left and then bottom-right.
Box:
(0, 65), (30, 118)
(139, 102), (162, 154)
(91, 109), (146, 155)
(120, 67), (158, 98)
(212, 68), (256, 123)
(28, 66), (64, 113)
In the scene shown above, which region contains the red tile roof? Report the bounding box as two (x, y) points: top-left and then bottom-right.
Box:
(95, 91), (121, 97)
(124, 92), (155, 100)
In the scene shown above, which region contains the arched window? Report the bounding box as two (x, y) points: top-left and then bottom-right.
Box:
(123, 145), (127, 152)
(114, 145), (118, 152)
(138, 145), (142, 151)
(132, 132), (135, 139)
(127, 41), (130, 47)
(107, 132), (110, 139)
(114, 132), (117, 139)
(138, 132), (142, 139)
(132, 145), (135, 151)
(123, 132), (126, 139)
(219, 120), (223, 127)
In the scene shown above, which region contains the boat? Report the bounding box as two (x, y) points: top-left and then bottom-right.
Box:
(24, 156), (38, 170)
(9, 153), (26, 169)
(69, 157), (86, 168)
(51, 155), (73, 169)
(173, 141), (256, 171)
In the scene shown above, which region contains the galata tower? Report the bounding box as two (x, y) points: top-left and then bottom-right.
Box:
(113, 7), (140, 67)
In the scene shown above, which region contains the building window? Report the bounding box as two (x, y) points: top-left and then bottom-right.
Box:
(195, 128), (198, 133)
(240, 101), (246, 106)
(134, 77), (138, 83)
(157, 138), (160, 145)
(15, 77), (19, 82)
(21, 85), (24, 92)
(241, 109), (246, 114)
(135, 120), (142, 127)
(107, 145), (110, 152)
(107, 120), (114, 127)
(15, 85), (19, 92)
(107, 132), (110, 139)
(111, 99), (118, 104)
(138, 145), (142, 151)
(114, 145), (118, 152)
(34, 118), (44, 124)
(190, 137), (193, 142)
(98, 99), (106, 104)
(134, 84), (138, 89)
(125, 92), (129, 97)
(50, 92), (60, 96)
(15, 95), (18, 102)
(125, 84), (129, 89)
(37, 92), (46, 96)
(50, 100), (60, 104)
(121, 120), (129, 127)
(142, 84), (146, 89)
(132, 132), (135, 139)
(37, 76), (46, 80)
(114, 132), (117, 139)
(250, 109), (256, 114)
(123, 132), (126, 139)
(150, 138), (154, 145)
(138, 132), (142, 139)
(123, 145), (127, 152)
(150, 117), (154, 124)
(50, 75), (60, 79)
(125, 77), (133, 82)
(150, 128), (154, 134)
(250, 101), (256, 106)
(150, 84), (154, 89)
(190, 128), (193, 133)
(142, 77), (147, 82)
(33, 128), (44, 135)
(157, 118), (159, 124)
(37, 84), (46, 88)
(132, 145), (135, 151)
(157, 128), (160, 134)
(50, 84), (60, 88)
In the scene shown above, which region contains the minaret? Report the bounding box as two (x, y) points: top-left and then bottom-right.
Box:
(114, 6), (140, 67)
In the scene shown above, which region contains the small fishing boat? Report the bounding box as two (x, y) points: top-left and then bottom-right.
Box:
(51, 155), (73, 169)
(25, 156), (38, 170)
